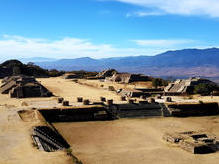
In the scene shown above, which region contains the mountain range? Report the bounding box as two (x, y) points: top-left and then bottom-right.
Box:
(20, 48), (219, 81)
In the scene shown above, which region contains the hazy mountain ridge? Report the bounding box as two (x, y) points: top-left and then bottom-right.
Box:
(23, 48), (219, 80)
(20, 57), (57, 63)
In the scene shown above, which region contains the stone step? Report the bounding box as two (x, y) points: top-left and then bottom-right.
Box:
(160, 103), (171, 117)
(118, 109), (162, 118)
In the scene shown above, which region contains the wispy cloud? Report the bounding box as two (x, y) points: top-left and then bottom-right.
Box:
(132, 39), (195, 47)
(0, 35), (115, 59)
(0, 35), (170, 60)
(126, 11), (164, 17)
(114, 0), (219, 17)
(0, 35), (210, 61)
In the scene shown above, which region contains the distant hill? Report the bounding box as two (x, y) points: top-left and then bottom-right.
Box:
(22, 48), (219, 81)
(20, 57), (57, 63)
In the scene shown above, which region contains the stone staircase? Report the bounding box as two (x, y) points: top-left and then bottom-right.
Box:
(1, 80), (17, 94)
(32, 126), (70, 152)
(160, 103), (171, 117)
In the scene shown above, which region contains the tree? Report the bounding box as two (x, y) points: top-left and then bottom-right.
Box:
(152, 78), (160, 88)
(152, 78), (168, 88)
(48, 69), (65, 77)
(194, 83), (216, 95)
(27, 62), (35, 66)
(13, 66), (21, 75)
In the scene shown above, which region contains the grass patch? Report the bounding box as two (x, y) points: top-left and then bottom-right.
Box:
(66, 148), (83, 164)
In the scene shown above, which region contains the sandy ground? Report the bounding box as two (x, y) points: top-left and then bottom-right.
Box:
(77, 79), (152, 90)
(0, 77), (126, 164)
(1, 77), (219, 164)
(0, 93), (72, 164)
(0, 78), (81, 164)
(39, 78), (123, 103)
(43, 78), (219, 164)
(54, 117), (219, 164)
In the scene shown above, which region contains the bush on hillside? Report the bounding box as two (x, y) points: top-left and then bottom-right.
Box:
(69, 70), (98, 78)
(194, 83), (217, 95)
(152, 78), (168, 88)
(48, 69), (65, 77)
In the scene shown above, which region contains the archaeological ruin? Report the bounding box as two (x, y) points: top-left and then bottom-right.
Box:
(5, 67), (219, 164)
(163, 131), (219, 154)
(166, 102), (219, 117)
(32, 126), (70, 152)
(96, 69), (118, 79)
(164, 77), (219, 95)
(1, 75), (53, 98)
(106, 73), (150, 83)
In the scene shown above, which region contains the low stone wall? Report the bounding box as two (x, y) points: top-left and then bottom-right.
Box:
(167, 102), (219, 117)
(39, 106), (113, 122)
(112, 103), (163, 118)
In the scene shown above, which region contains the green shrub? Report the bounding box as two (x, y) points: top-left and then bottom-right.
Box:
(152, 78), (168, 88)
(48, 69), (65, 77)
(194, 83), (215, 95)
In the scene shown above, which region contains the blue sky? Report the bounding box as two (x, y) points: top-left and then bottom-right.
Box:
(0, 0), (219, 60)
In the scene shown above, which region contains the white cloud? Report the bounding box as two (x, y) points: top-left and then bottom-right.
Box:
(0, 35), (170, 60)
(0, 35), (204, 62)
(126, 11), (164, 17)
(132, 39), (195, 47)
(0, 35), (108, 59)
(114, 0), (219, 17)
